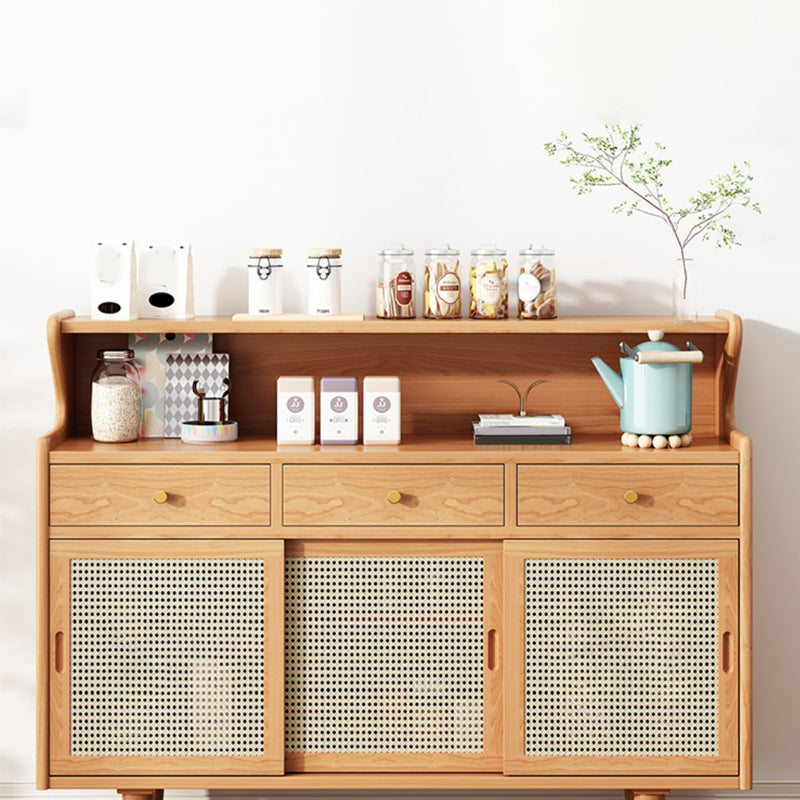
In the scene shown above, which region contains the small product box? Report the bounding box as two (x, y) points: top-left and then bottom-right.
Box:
(276, 376), (315, 445)
(363, 376), (401, 445)
(320, 376), (359, 445)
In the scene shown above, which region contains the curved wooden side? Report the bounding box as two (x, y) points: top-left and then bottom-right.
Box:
(730, 429), (753, 789)
(715, 310), (743, 438)
(37, 309), (74, 789)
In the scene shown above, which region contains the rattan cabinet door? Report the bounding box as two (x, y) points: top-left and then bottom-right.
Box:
(284, 541), (502, 772)
(49, 540), (284, 776)
(504, 540), (739, 776)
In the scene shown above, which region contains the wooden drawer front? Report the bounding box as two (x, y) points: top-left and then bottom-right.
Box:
(50, 465), (270, 526)
(283, 464), (504, 526)
(517, 464), (738, 526)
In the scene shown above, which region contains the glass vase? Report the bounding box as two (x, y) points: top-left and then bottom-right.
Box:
(673, 257), (697, 322)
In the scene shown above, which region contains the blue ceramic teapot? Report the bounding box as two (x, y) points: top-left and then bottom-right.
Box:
(591, 330), (704, 435)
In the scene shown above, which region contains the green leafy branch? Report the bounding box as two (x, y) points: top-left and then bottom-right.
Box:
(544, 124), (760, 297)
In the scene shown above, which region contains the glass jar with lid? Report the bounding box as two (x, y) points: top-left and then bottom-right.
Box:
(90, 349), (143, 442)
(423, 244), (461, 318)
(517, 245), (556, 319)
(469, 244), (508, 319)
(377, 244), (415, 319)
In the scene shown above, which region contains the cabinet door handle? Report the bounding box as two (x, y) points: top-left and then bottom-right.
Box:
(623, 489), (639, 504)
(722, 631), (732, 673)
(55, 631), (64, 673)
(486, 628), (498, 671)
(153, 490), (168, 504)
(386, 490), (402, 504)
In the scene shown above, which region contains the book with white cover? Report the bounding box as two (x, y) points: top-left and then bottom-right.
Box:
(477, 413), (565, 427)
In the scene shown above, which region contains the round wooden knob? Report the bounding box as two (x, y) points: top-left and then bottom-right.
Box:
(154, 490), (168, 504)
(623, 489), (639, 504)
(387, 490), (402, 505)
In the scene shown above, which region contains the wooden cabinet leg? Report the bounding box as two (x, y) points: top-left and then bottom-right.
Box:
(627, 790), (670, 800)
(117, 789), (161, 800)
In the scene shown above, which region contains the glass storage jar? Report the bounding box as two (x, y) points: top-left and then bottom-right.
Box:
(90, 349), (143, 442)
(377, 244), (416, 318)
(469, 244), (508, 318)
(517, 245), (557, 319)
(423, 244), (461, 318)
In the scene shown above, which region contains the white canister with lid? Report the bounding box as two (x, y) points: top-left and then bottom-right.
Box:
(247, 248), (283, 315)
(307, 248), (342, 315)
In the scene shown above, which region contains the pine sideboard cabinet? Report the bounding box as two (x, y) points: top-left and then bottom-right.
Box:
(36, 310), (752, 800)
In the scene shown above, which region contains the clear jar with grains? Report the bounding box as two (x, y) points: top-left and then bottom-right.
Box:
(517, 245), (557, 319)
(423, 244), (461, 318)
(377, 244), (415, 318)
(91, 349), (143, 443)
(469, 244), (508, 319)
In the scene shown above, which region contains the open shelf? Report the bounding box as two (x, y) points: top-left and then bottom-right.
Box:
(49, 433), (741, 464)
(60, 314), (731, 335)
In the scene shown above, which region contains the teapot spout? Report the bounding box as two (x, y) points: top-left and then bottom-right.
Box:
(591, 357), (624, 409)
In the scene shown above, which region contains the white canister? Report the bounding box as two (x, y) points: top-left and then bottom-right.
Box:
(247, 248), (283, 315)
(276, 376), (315, 445)
(363, 376), (401, 445)
(320, 376), (359, 445)
(307, 248), (342, 315)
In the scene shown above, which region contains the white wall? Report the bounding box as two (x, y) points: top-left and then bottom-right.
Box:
(1, 0), (798, 786)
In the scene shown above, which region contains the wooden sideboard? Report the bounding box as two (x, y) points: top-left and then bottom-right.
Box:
(36, 310), (752, 800)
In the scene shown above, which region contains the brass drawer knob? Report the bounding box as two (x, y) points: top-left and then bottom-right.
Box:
(387, 490), (402, 505)
(623, 489), (639, 504)
(153, 490), (169, 504)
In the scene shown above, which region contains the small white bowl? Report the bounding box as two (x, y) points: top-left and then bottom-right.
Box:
(181, 421), (239, 444)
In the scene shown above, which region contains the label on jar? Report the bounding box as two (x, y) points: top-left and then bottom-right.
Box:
(435, 271), (460, 304)
(395, 270), (413, 305)
(478, 271), (503, 304)
(518, 272), (541, 302)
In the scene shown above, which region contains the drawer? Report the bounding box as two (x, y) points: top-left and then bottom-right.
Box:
(517, 464), (738, 526)
(50, 464), (270, 526)
(283, 464), (505, 526)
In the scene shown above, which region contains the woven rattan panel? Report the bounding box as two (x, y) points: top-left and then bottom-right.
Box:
(70, 559), (265, 756)
(285, 557), (484, 753)
(525, 558), (719, 757)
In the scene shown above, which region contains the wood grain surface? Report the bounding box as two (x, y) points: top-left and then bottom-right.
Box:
(50, 464), (270, 526)
(282, 464), (504, 526)
(517, 464), (739, 526)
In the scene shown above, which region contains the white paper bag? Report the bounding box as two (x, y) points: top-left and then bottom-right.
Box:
(91, 239), (138, 320)
(137, 241), (195, 319)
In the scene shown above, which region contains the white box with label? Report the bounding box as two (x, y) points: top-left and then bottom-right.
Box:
(277, 376), (315, 445)
(363, 376), (400, 445)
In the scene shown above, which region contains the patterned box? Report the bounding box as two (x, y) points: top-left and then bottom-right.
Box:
(130, 333), (213, 437)
(164, 353), (231, 438)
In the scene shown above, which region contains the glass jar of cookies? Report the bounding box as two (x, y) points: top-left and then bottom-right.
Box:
(517, 245), (556, 319)
(469, 244), (508, 319)
(423, 244), (461, 318)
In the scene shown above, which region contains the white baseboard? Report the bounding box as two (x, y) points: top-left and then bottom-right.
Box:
(1, 782), (799, 800)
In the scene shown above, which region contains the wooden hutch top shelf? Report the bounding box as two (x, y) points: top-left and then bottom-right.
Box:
(60, 314), (731, 335)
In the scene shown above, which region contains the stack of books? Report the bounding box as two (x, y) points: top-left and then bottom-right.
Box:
(473, 414), (571, 445)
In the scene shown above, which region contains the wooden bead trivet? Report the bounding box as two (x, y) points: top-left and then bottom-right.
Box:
(621, 432), (693, 449)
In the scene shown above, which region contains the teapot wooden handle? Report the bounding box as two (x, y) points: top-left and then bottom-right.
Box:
(635, 350), (704, 364)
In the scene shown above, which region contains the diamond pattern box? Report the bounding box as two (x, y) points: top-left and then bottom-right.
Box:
(164, 353), (230, 437)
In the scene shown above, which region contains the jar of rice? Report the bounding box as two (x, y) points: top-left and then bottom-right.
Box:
(91, 349), (143, 442)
